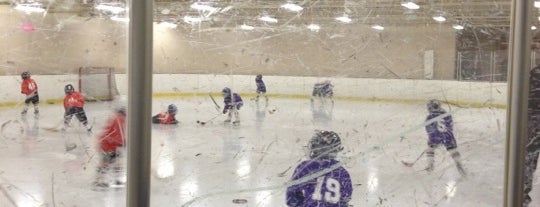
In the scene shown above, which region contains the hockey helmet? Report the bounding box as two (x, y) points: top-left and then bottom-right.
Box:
(256, 74), (262, 80)
(427, 99), (441, 113)
(21, 71), (30, 79)
(64, 84), (75, 94)
(168, 104), (177, 114)
(222, 87), (231, 95)
(308, 130), (343, 159)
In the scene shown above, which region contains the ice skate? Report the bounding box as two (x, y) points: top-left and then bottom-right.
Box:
(21, 109), (27, 115)
(232, 120), (240, 125)
(34, 110), (39, 119)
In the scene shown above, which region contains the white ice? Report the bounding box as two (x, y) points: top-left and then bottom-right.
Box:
(0, 97), (538, 207)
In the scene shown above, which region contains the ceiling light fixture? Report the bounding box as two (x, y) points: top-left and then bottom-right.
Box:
(535, 1), (540, 8)
(371, 25), (384, 30)
(532, 26), (537, 30)
(336, 15), (352, 23)
(14, 3), (45, 13)
(240, 24), (254, 30)
(95, 3), (126, 14)
(110, 16), (129, 22)
(159, 22), (177, 29)
(452, 24), (464, 30)
(281, 3), (303, 12)
(432, 15), (446, 22)
(183, 16), (202, 24)
(307, 24), (320, 32)
(400, 2), (420, 10)
(190, 2), (218, 12)
(259, 15), (278, 23)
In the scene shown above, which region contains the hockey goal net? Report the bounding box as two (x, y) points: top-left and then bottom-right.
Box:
(78, 66), (119, 101)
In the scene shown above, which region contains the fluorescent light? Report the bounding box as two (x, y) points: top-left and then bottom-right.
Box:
(190, 2), (218, 12)
(535, 1), (540, 8)
(533, 26), (537, 30)
(401, 2), (420, 10)
(281, 3), (303, 12)
(259, 15), (278, 23)
(371, 25), (384, 30)
(110, 16), (129, 22)
(307, 24), (320, 31)
(95, 4), (126, 14)
(183, 16), (202, 24)
(240, 24), (254, 30)
(14, 3), (45, 13)
(336, 16), (352, 23)
(452, 24), (464, 30)
(159, 22), (177, 29)
(432, 16), (446, 22)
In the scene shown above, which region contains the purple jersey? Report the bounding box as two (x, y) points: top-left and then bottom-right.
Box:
(425, 109), (456, 149)
(286, 159), (352, 207)
(223, 93), (243, 109)
(256, 79), (267, 93)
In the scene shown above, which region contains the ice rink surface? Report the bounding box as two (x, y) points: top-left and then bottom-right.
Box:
(0, 96), (538, 207)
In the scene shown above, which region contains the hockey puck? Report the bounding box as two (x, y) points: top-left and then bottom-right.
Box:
(232, 199), (247, 204)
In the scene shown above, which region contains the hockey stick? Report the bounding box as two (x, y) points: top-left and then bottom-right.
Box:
(209, 93), (221, 112)
(196, 114), (221, 125)
(401, 150), (426, 167)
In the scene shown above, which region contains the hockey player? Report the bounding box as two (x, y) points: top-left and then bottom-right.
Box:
(286, 130), (352, 206)
(221, 87), (243, 124)
(20, 71), (39, 117)
(310, 80), (334, 106)
(524, 64), (540, 206)
(94, 102), (127, 188)
(152, 104), (178, 124)
(63, 84), (92, 132)
(255, 74), (268, 103)
(424, 99), (466, 176)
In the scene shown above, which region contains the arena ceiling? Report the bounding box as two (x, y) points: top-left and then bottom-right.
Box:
(1, 0), (517, 29)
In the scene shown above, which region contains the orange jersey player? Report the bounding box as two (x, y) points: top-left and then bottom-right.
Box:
(94, 104), (127, 188)
(20, 71), (39, 117)
(152, 104), (179, 124)
(63, 84), (92, 132)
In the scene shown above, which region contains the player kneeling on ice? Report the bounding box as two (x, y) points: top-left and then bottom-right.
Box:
(152, 104), (179, 124)
(94, 103), (127, 188)
(221, 87), (243, 124)
(424, 99), (466, 176)
(310, 80), (334, 106)
(286, 130), (353, 207)
(63, 84), (92, 132)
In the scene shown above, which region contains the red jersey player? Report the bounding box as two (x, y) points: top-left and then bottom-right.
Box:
(63, 84), (92, 132)
(94, 103), (127, 188)
(20, 71), (39, 117)
(152, 104), (178, 124)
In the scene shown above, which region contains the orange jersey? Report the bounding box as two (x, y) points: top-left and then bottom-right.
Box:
(98, 112), (126, 152)
(154, 112), (177, 124)
(64, 92), (85, 109)
(21, 78), (38, 95)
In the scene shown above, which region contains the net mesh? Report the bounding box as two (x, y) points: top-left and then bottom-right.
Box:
(78, 67), (119, 101)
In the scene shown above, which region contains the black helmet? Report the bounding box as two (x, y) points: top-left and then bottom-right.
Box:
(21, 71), (30, 79)
(168, 104), (178, 114)
(64, 84), (75, 94)
(308, 130), (343, 159)
(222, 87), (231, 95)
(256, 74), (262, 80)
(427, 99), (441, 113)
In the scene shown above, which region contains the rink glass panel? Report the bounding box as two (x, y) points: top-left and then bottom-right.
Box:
(0, 0), (518, 207)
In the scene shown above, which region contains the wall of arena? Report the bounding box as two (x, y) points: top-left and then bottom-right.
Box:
(0, 6), (456, 79)
(0, 74), (507, 108)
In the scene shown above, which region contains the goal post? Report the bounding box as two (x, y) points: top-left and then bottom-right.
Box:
(78, 66), (119, 101)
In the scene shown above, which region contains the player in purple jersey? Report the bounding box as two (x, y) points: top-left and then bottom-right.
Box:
(424, 99), (466, 176)
(221, 87), (243, 124)
(311, 80), (334, 107)
(524, 64), (540, 206)
(286, 130), (352, 207)
(255, 74), (268, 103)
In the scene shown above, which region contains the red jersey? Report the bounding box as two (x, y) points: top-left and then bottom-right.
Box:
(98, 112), (126, 152)
(21, 78), (38, 96)
(154, 112), (177, 124)
(64, 92), (85, 109)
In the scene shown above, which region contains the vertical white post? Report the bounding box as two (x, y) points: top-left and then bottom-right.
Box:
(424, 50), (434, 79)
